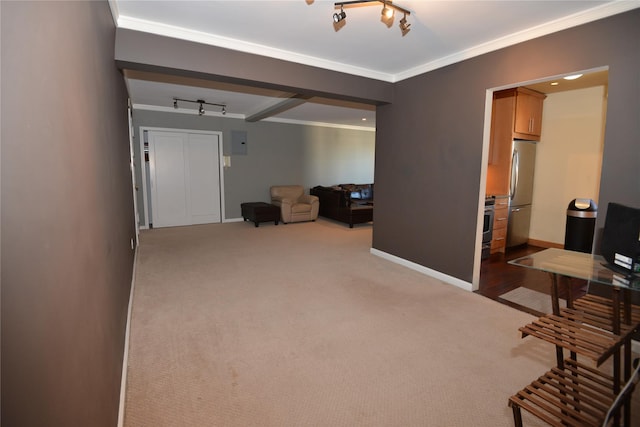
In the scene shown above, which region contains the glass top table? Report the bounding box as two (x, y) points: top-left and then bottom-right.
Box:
(508, 248), (640, 291)
(508, 248), (639, 425)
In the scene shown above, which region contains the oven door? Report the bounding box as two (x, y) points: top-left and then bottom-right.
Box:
(483, 207), (494, 243)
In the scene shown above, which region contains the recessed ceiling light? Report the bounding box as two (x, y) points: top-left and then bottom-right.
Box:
(563, 74), (583, 80)
(550, 82), (559, 86)
(362, 118), (367, 121)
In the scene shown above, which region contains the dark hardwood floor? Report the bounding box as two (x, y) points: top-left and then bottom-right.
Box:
(476, 244), (588, 316)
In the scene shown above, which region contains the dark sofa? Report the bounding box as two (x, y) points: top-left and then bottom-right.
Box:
(310, 184), (374, 228)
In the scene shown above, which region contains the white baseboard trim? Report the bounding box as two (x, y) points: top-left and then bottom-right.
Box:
(224, 217), (244, 223)
(370, 248), (473, 292)
(117, 247), (138, 427)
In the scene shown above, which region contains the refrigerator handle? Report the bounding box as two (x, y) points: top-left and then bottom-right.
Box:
(510, 148), (519, 200)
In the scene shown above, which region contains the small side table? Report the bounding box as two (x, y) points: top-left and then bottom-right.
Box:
(508, 248), (640, 426)
(241, 202), (280, 227)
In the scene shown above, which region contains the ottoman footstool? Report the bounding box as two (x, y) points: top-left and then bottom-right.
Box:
(241, 202), (280, 227)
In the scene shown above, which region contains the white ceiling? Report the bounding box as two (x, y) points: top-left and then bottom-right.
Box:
(112, 0), (638, 129)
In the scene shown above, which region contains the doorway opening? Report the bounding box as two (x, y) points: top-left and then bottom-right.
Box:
(474, 68), (609, 316)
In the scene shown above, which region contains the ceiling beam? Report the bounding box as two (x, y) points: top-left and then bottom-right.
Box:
(245, 95), (312, 122)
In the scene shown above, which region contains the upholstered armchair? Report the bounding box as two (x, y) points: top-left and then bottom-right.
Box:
(270, 185), (319, 224)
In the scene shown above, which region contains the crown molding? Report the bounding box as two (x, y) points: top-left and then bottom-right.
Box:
(108, 0), (120, 27)
(116, 2), (639, 84)
(116, 15), (391, 82)
(394, 1), (640, 82)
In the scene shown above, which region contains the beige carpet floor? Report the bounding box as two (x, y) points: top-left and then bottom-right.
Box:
(123, 219), (630, 426)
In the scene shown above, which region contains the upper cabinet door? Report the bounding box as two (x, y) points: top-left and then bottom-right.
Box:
(513, 88), (546, 139)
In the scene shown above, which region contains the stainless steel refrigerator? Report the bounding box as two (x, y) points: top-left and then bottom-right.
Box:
(506, 139), (537, 248)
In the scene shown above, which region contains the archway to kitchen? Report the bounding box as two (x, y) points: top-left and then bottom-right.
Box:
(473, 67), (608, 315)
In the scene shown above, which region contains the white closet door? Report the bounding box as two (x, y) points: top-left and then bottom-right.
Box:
(187, 133), (221, 224)
(150, 131), (189, 227)
(149, 130), (221, 228)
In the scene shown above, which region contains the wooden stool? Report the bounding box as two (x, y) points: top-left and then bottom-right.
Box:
(509, 359), (615, 427)
(572, 293), (640, 332)
(518, 313), (635, 367)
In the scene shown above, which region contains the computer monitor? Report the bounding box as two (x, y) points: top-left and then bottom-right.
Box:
(600, 202), (640, 276)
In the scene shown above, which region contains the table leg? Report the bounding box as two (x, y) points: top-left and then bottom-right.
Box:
(555, 346), (565, 370)
(550, 273), (561, 316)
(613, 349), (622, 427)
(624, 343), (631, 426)
(622, 288), (632, 426)
(612, 288), (622, 335)
(548, 273), (567, 368)
(562, 276), (575, 309)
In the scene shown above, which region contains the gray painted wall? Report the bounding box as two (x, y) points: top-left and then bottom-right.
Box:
(131, 110), (375, 225)
(1, 2), (135, 426)
(374, 9), (640, 284)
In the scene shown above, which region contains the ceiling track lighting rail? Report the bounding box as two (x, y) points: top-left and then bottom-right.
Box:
(173, 97), (226, 116)
(333, 0), (411, 35)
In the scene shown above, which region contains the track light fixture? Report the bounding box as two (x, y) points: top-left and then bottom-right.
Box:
(333, 5), (346, 23)
(399, 12), (410, 35)
(172, 97), (227, 116)
(381, 1), (393, 19)
(333, 0), (411, 36)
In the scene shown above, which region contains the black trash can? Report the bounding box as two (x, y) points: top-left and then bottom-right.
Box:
(564, 199), (597, 253)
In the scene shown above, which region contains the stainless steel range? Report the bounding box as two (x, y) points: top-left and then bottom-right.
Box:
(482, 197), (495, 259)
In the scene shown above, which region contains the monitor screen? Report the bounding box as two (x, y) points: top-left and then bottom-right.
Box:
(600, 202), (640, 275)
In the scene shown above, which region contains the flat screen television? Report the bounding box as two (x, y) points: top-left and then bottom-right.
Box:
(600, 202), (640, 276)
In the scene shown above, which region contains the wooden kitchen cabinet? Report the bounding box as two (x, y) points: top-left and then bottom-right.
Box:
(491, 195), (509, 254)
(513, 87), (546, 139)
(486, 86), (546, 196)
